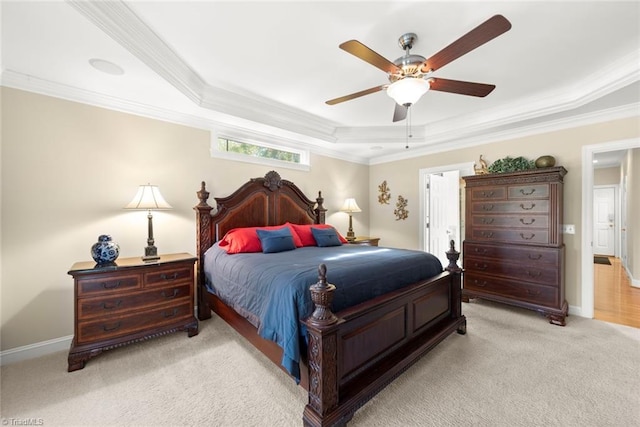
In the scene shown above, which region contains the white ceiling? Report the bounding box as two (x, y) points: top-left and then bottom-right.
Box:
(2, 1), (639, 164)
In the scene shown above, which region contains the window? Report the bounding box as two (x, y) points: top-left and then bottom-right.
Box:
(212, 134), (310, 171)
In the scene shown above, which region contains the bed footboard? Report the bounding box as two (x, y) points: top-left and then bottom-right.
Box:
(302, 241), (466, 427)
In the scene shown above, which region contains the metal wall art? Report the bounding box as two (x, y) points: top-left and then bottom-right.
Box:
(394, 195), (409, 221)
(378, 180), (391, 204)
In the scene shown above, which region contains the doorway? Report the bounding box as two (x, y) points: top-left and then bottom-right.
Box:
(419, 162), (474, 267)
(581, 140), (640, 319)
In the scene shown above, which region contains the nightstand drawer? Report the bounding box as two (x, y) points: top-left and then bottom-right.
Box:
(77, 274), (141, 296)
(144, 265), (193, 286)
(78, 284), (192, 320)
(77, 301), (193, 343)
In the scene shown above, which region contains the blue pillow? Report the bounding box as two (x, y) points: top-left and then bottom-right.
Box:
(311, 227), (343, 247)
(256, 227), (297, 253)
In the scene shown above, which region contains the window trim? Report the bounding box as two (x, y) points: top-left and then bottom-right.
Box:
(210, 132), (310, 171)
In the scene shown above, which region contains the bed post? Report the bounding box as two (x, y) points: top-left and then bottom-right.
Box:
(315, 191), (327, 224)
(302, 264), (342, 427)
(445, 240), (466, 335)
(194, 181), (213, 320)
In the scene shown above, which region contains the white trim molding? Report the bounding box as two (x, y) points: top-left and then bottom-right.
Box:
(0, 335), (73, 366)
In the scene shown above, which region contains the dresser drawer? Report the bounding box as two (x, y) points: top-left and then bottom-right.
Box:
(464, 257), (559, 286)
(464, 242), (560, 266)
(76, 301), (193, 344)
(471, 200), (549, 214)
(508, 184), (549, 199)
(470, 186), (506, 200)
(77, 284), (192, 320)
(470, 214), (549, 229)
(144, 265), (193, 286)
(469, 228), (549, 245)
(77, 274), (141, 296)
(464, 273), (558, 307)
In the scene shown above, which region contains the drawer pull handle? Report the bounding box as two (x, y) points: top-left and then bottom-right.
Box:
(474, 263), (488, 270)
(520, 203), (536, 210)
(102, 322), (121, 332)
(481, 191), (495, 198)
(526, 289), (541, 296)
(161, 289), (179, 299)
(526, 270), (542, 278)
(162, 308), (179, 318)
(473, 280), (487, 287)
(520, 188), (536, 196)
(474, 248), (488, 254)
(480, 231), (494, 238)
(102, 281), (121, 290)
(481, 218), (494, 224)
(528, 254), (542, 260)
(520, 218), (535, 225)
(101, 300), (122, 310)
(482, 204), (494, 211)
(520, 233), (535, 240)
(160, 272), (179, 281)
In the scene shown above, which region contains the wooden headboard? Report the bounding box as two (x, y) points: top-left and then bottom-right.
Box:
(193, 171), (326, 317)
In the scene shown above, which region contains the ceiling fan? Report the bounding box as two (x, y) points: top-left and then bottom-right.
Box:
(326, 15), (512, 122)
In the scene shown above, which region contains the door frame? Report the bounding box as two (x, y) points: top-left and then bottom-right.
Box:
(419, 162), (474, 255)
(581, 138), (640, 318)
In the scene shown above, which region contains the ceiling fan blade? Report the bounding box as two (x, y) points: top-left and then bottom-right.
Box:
(393, 103), (408, 122)
(325, 85), (386, 105)
(429, 78), (496, 97)
(422, 14), (512, 73)
(340, 40), (401, 74)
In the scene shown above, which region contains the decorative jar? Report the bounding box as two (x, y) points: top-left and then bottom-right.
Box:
(535, 155), (556, 168)
(91, 235), (120, 264)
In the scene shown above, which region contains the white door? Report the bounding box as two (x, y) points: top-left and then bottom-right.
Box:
(593, 187), (616, 256)
(425, 171), (460, 267)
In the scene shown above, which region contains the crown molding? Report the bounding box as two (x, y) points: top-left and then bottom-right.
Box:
(66, 0), (639, 158)
(368, 102), (640, 165)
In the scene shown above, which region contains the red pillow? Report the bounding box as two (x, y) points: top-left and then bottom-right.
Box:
(288, 223), (348, 246)
(219, 224), (303, 254)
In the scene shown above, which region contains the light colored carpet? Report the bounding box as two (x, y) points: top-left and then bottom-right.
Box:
(1, 300), (639, 426)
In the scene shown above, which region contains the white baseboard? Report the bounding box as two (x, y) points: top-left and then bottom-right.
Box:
(0, 335), (73, 366)
(568, 305), (585, 318)
(626, 265), (640, 288)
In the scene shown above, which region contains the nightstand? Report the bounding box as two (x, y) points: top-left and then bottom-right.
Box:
(348, 237), (380, 246)
(67, 253), (198, 371)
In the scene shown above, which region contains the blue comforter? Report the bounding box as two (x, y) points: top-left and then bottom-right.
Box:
(203, 243), (443, 381)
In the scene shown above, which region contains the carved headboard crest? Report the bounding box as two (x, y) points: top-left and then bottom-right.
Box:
(253, 170), (283, 192)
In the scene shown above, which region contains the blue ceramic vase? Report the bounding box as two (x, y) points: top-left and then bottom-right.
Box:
(91, 235), (120, 264)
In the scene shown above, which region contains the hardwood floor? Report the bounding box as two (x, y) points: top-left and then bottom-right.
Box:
(594, 256), (640, 328)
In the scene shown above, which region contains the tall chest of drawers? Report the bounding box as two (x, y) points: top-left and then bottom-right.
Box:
(462, 167), (567, 325)
(67, 253), (199, 371)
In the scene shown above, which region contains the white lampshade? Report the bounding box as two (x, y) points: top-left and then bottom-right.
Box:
(340, 198), (362, 213)
(386, 77), (430, 106)
(125, 184), (172, 210)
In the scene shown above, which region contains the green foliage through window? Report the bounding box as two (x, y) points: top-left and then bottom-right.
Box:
(217, 138), (301, 164)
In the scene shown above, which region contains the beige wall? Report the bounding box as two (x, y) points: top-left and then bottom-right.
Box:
(0, 88), (368, 350)
(594, 166), (621, 185)
(369, 118), (640, 308)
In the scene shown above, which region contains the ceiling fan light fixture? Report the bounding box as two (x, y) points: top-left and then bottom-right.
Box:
(387, 77), (430, 106)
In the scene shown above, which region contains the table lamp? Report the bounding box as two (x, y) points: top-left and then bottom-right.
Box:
(125, 184), (172, 261)
(340, 198), (362, 241)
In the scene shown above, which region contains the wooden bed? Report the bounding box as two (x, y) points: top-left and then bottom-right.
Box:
(194, 171), (466, 427)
